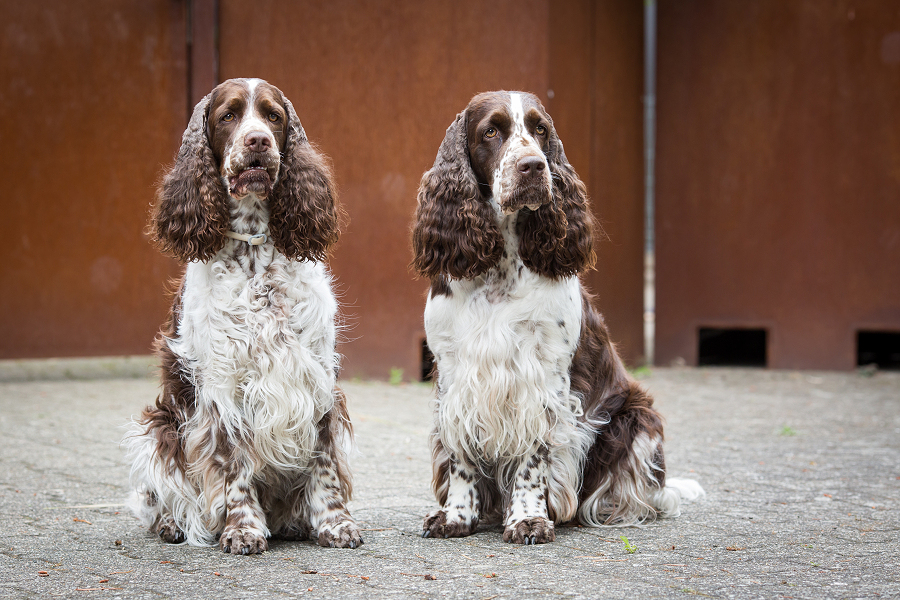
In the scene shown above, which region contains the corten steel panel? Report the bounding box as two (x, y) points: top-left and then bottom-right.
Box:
(189, 0), (219, 108)
(0, 1), (187, 358)
(218, 0), (554, 379)
(656, 1), (900, 370)
(589, 1), (645, 364)
(549, 0), (646, 365)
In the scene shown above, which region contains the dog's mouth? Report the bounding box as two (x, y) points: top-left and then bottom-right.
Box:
(228, 163), (275, 198)
(500, 183), (551, 215)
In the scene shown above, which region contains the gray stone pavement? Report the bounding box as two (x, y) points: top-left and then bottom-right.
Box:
(1, 363), (898, 599)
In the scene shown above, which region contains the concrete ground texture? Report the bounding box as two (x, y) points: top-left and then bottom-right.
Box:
(0, 362), (898, 599)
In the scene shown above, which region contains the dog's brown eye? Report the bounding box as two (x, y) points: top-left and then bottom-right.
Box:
(484, 127), (497, 139)
(223, 113), (235, 122)
(535, 125), (547, 135)
(268, 112), (279, 122)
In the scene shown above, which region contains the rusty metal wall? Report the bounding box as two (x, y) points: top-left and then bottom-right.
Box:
(218, 0), (646, 378)
(587, 1), (645, 365)
(549, 0), (646, 365)
(655, 0), (900, 369)
(0, 1), (647, 378)
(0, 0), (186, 358)
(216, 0), (623, 378)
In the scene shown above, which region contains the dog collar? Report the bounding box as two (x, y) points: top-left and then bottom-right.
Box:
(225, 231), (268, 246)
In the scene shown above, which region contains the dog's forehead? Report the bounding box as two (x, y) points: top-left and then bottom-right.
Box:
(209, 79), (286, 113)
(517, 93), (547, 119)
(252, 81), (286, 110)
(467, 91), (509, 113)
(465, 91), (511, 129)
(210, 79), (251, 110)
(465, 91), (547, 129)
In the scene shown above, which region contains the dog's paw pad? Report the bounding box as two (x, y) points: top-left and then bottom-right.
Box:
(503, 517), (555, 545)
(317, 520), (363, 549)
(219, 528), (268, 555)
(155, 516), (185, 544)
(422, 509), (477, 539)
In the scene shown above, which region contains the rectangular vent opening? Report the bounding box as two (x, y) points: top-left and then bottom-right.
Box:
(857, 331), (900, 370)
(698, 327), (767, 367)
(421, 338), (435, 382)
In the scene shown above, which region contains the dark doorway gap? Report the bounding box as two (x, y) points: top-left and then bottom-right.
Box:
(857, 331), (900, 370)
(698, 328), (767, 367)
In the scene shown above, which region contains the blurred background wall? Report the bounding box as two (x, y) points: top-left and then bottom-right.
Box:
(1, 0), (897, 376)
(655, 0), (900, 370)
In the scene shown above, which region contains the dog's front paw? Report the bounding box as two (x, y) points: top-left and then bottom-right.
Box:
(503, 517), (555, 545)
(220, 528), (268, 555)
(422, 509), (477, 539)
(317, 519), (363, 549)
(155, 515), (185, 544)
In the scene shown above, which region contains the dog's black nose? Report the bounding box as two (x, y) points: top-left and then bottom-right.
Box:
(244, 132), (271, 152)
(517, 155), (546, 177)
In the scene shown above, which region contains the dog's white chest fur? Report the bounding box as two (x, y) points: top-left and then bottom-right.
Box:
(425, 251), (583, 463)
(170, 248), (339, 469)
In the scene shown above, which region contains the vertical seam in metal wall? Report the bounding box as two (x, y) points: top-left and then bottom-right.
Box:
(212, 0), (220, 85)
(643, 0), (657, 366)
(185, 0), (193, 121)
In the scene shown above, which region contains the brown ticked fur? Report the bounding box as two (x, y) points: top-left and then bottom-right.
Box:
(138, 278), (195, 476)
(313, 387), (354, 502)
(253, 387), (354, 539)
(411, 112), (505, 280)
(571, 288), (666, 511)
(431, 436), (504, 525)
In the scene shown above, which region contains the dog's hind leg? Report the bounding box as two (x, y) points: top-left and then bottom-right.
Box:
(154, 513), (186, 543)
(578, 381), (703, 525)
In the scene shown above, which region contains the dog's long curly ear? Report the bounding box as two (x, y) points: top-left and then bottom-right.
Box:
(518, 131), (596, 279)
(411, 112), (504, 280)
(149, 92), (230, 263)
(268, 95), (340, 261)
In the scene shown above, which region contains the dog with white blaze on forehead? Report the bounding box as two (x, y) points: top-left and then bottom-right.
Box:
(412, 91), (703, 545)
(124, 78), (362, 554)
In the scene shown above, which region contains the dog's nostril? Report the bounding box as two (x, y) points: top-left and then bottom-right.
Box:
(517, 156), (545, 175)
(244, 132), (271, 152)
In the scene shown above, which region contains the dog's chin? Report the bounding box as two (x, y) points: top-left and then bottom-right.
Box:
(228, 167), (273, 199)
(500, 185), (551, 215)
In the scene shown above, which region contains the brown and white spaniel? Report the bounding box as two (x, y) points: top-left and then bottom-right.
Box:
(125, 78), (361, 553)
(412, 91), (702, 544)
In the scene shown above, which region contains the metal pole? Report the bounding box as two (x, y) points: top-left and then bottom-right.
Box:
(643, 0), (657, 366)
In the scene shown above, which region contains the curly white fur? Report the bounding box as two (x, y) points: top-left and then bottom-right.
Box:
(125, 240), (342, 546)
